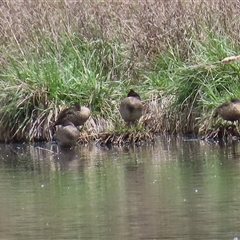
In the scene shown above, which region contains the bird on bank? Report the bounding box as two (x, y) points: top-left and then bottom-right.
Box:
(54, 103), (90, 127)
(214, 98), (240, 123)
(54, 119), (80, 148)
(119, 89), (143, 125)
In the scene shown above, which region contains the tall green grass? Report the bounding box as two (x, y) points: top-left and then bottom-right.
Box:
(0, 34), (144, 142)
(1, 0), (240, 142)
(143, 34), (240, 135)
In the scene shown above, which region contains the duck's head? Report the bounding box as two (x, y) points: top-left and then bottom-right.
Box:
(73, 102), (81, 111)
(231, 98), (240, 103)
(127, 89), (141, 100)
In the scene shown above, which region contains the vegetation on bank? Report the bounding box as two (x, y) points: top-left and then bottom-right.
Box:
(0, 0), (240, 144)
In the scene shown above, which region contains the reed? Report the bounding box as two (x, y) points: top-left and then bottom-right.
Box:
(1, 0), (240, 143)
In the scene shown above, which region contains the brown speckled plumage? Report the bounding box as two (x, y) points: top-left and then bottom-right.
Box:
(54, 120), (80, 148)
(55, 103), (90, 127)
(120, 89), (143, 124)
(215, 98), (240, 122)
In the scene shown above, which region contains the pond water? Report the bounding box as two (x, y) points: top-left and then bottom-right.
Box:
(0, 136), (240, 240)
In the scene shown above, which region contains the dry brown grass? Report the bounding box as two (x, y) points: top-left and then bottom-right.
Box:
(1, 0), (240, 62)
(1, 0), (240, 144)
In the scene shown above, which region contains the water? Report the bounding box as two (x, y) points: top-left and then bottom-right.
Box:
(0, 137), (240, 239)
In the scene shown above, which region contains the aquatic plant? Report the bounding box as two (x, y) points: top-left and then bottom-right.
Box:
(0, 0), (240, 143)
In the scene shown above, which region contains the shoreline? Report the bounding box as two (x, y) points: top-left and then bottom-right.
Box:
(0, 95), (239, 144)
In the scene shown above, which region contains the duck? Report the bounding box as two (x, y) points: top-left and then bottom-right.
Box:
(54, 103), (90, 127)
(54, 119), (80, 148)
(214, 98), (240, 123)
(119, 89), (143, 125)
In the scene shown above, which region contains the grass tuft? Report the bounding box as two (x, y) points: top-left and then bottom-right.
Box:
(1, 0), (240, 143)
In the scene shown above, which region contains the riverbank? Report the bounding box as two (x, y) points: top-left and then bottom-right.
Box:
(0, 0), (240, 143)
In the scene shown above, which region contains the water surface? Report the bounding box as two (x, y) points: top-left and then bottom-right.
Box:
(0, 137), (240, 239)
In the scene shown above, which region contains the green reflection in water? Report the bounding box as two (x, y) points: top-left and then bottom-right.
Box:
(0, 139), (240, 239)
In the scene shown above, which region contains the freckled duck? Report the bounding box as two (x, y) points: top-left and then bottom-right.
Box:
(54, 119), (80, 148)
(119, 89), (143, 124)
(214, 98), (240, 123)
(55, 103), (90, 127)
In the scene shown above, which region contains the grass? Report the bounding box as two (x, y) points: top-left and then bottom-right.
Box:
(1, 0), (240, 143)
